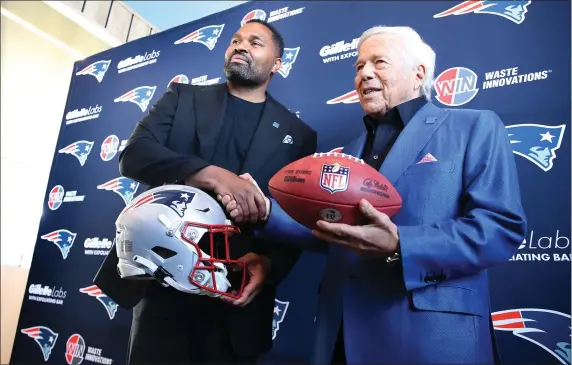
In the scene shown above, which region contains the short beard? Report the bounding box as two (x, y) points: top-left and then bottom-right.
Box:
(223, 60), (267, 87)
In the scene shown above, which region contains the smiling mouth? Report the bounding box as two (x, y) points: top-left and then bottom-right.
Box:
(363, 87), (381, 95)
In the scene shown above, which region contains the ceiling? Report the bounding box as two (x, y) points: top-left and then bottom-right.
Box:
(122, 1), (250, 32)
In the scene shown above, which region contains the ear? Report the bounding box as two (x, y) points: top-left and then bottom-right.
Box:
(271, 58), (283, 74)
(415, 64), (426, 91)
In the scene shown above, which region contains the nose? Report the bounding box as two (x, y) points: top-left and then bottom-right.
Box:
(360, 63), (375, 81)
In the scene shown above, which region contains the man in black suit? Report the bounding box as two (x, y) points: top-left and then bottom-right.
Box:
(93, 19), (317, 364)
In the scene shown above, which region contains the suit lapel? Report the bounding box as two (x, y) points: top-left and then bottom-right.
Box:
(194, 84), (228, 161)
(380, 102), (450, 185)
(344, 133), (367, 158)
(241, 96), (292, 175)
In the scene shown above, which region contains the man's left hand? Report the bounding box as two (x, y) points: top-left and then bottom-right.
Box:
(221, 252), (270, 307)
(312, 199), (399, 257)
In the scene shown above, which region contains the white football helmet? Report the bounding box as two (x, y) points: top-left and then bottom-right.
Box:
(114, 184), (246, 299)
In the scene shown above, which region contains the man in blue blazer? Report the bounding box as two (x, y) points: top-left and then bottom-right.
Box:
(221, 25), (527, 364)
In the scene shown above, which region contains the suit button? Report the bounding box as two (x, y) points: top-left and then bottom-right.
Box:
(424, 274), (446, 283)
(424, 275), (438, 283)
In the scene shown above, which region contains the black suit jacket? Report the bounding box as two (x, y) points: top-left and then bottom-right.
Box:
(93, 82), (317, 356)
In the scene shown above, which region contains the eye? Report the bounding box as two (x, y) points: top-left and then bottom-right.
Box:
(356, 65), (364, 72)
(252, 41), (261, 46)
(231, 39), (240, 45)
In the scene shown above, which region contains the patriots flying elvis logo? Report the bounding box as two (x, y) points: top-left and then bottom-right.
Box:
(21, 326), (58, 361)
(492, 308), (571, 364)
(507, 124), (566, 172)
(79, 285), (119, 320)
(114, 86), (157, 112)
(272, 299), (289, 340)
(434, 0), (531, 25)
(40, 229), (77, 259)
(75, 60), (111, 83)
(278, 47), (300, 78)
(174, 24), (225, 51)
(128, 191), (196, 218)
(58, 140), (94, 166)
(97, 177), (140, 205)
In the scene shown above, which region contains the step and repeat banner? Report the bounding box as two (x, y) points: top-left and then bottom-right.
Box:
(10, 1), (570, 364)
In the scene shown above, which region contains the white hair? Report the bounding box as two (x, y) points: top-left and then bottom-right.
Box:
(357, 26), (436, 101)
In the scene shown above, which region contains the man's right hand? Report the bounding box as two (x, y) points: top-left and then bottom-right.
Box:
(218, 173), (270, 222)
(185, 166), (267, 223)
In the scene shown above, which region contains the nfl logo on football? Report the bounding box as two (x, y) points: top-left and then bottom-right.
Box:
(320, 162), (349, 194)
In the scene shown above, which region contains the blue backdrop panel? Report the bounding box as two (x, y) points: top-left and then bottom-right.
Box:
(10, 1), (571, 365)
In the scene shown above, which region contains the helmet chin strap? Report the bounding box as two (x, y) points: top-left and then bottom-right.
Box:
(132, 255), (232, 298)
(149, 214), (234, 297)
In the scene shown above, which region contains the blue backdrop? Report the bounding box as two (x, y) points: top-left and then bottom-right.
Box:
(10, 1), (571, 364)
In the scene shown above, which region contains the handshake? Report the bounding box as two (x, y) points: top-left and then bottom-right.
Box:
(186, 165), (269, 224)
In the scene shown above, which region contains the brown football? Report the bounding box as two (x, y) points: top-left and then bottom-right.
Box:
(268, 152), (402, 230)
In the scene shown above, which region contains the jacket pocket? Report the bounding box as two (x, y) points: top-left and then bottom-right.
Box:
(411, 285), (484, 316)
(403, 160), (455, 175)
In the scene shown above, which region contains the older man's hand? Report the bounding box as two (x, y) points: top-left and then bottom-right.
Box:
(311, 199), (399, 257)
(218, 173), (271, 223)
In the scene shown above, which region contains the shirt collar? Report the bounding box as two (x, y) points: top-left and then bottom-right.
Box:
(363, 96), (428, 132)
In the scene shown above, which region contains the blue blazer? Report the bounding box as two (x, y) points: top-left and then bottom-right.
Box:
(255, 102), (527, 365)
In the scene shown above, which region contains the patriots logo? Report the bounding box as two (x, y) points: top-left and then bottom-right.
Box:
(21, 326), (58, 361)
(75, 60), (111, 83)
(326, 90), (360, 104)
(272, 299), (289, 340)
(434, 1), (531, 25)
(79, 285), (119, 320)
(40, 229), (76, 259)
(507, 124), (566, 172)
(58, 140), (94, 166)
(492, 308), (571, 364)
(174, 24), (225, 51)
(278, 47), (300, 78)
(114, 86), (157, 112)
(129, 191), (196, 218)
(97, 177), (140, 206)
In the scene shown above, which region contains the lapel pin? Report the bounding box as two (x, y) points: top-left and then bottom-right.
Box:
(272, 122), (280, 128)
(426, 117), (436, 124)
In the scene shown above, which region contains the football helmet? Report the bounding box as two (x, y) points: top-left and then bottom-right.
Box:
(114, 184), (246, 299)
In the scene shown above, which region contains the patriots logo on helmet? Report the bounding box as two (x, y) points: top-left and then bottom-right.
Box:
(21, 326), (58, 361)
(174, 25), (225, 51)
(40, 229), (76, 259)
(272, 299), (289, 340)
(97, 177), (140, 206)
(492, 308), (571, 364)
(326, 90), (360, 104)
(507, 124), (566, 172)
(434, 1), (531, 25)
(278, 47), (300, 78)
(75, 60), (111, 83)
(58, 140), (94, 166)
(79, 285), (119, 320)
(241, 9), (267, 26)
(114, 86), (157, 112)
(129, 191), (197, 218)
